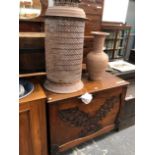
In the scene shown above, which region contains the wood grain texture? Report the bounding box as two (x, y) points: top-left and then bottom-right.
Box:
(19, 32), (45, 38)
(115, 86), (128, 131)
(19, 32), (45, 73)
(45, 72), (128, 103)
(19, 0), (104, 71)
(19, 81), (48, 155)
(19, 20), (44, 32)
(19, 72), (47, 78)
(20, 111), (33, 155)
(19, 79), (46, 104)
(59, 124), (115, 152)
(19, 51), (45, 73)
(29, 99), (48, 155)
(79, 0), (104, 35)
(19, 33), (93, 72)
(47, 91), (121, 142)
(19, 64), (87, 78)
(101, 22), (131, 30)
(58, 96), (120, 137)
(46, 73), (128, 153)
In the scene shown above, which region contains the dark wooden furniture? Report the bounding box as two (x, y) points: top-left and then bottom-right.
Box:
(19, 32), (93, 75)
(128, 49), (135, 64)
(119, 71), (135, 129)
(19, 80), (48, 155)
(101, 22), (131, 60)
(79, 0), (104, 62)
(45, 72), (128, 154)
(120, 78), (135, 129)
(19, 32), (45, 73)
(107, 68), (135, 129)
(19, 0), (105, 73)
(19, 2), (133, 153)
(79, 0), (104, 35)
(19, 18), (45, 32)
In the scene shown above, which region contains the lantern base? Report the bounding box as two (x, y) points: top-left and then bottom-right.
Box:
(44, 79), (84, 93)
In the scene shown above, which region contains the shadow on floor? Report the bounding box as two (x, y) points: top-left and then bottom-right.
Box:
(61, 126), (135, 155)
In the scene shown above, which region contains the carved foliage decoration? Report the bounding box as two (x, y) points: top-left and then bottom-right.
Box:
(59, 96), (119, 137)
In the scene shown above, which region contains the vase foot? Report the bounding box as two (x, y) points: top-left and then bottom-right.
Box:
(44, 79), (84, 93)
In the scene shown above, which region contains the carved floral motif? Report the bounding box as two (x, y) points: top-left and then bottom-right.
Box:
(59, 96), (119, 137)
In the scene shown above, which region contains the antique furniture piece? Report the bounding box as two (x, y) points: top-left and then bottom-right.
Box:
(79, 0), (105, 62)
(19, 32), (45, 74)
(79, 0), (104, 35)
(45, 72), (128, 154)
(19, 32), (91, 78)
(101, 22), (131, 60)
(19, 1), (46, 76)
(107, 68), (135, 129)
(19, 0), (105, 75)
(86, 31), (109, 81)
(120, 79), (135, 129)
(19, 1), (134, 155)
(19, 80), (48, 155)
(128, 49), (135, 64)
(19, 0), (48, 32)
(19, 18), (44, 32)
(117, 71), (135, 130)
(44, 0), (86, 93)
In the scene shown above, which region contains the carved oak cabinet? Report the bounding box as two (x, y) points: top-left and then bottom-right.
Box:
(45, 72), (128, 154)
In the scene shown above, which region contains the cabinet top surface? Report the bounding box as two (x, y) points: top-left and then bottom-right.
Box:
(19, 80), (46, 104)
(45, 72), (129, 103)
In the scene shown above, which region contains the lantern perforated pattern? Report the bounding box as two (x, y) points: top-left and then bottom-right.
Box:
(45, 17), (85, 84)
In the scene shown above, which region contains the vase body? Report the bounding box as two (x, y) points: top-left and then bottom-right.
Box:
(44, 2), (86, 93)
(86, 31), (109, 81)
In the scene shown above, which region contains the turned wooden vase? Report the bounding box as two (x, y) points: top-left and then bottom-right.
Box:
(86, 31), (109, 81)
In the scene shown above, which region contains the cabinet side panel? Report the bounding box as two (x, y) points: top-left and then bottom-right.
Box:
(29, 99), (48, 155)
(19, 111), (33, 155)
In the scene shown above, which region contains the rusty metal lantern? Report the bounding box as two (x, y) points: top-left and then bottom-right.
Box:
(44, 0), (86, 93)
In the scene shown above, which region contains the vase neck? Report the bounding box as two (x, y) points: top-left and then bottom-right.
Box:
(93, 35), (106, 53)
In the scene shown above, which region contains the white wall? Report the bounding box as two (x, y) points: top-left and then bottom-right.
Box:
(48, 0), (54, 6)
(102, 0), (129, 23)
(126, 0), (135, 33)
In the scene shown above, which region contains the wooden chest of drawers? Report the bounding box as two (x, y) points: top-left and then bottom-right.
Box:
(45, 73), (128, 154)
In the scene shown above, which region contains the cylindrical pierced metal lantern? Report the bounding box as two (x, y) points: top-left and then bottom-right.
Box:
(44, 0), (86, 93)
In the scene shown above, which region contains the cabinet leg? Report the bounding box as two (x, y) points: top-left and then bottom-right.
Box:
(115, 119), (121, 132)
